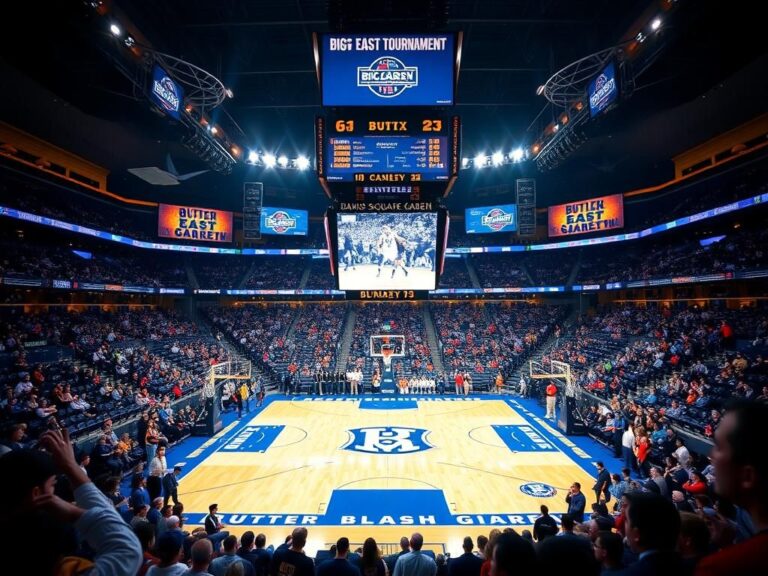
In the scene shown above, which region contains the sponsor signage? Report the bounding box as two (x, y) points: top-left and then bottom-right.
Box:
(158, 203), (234, 243)
(465, 204), (517, 234)
(588, 61), (619, 117)
(548, 193), (624, 237)
(150, 64), (184, 120)
(259, 207), (308, 236)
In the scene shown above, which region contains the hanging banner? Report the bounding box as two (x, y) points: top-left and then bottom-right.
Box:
(548, 193), (624, 237)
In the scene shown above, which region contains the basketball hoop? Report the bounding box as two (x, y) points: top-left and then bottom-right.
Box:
(382, 346), (394, 369)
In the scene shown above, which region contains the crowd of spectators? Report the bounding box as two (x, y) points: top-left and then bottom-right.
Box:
(0, 236), (188, 287)
(346, 303), (434, 386)
(471, 254), (528, 287)
(547, 305), (768, 441)
(243, 257), (307, 290)
(4, 398), (768, 576)
(287, 304), (345, 386)
(437, 258), (474, 288)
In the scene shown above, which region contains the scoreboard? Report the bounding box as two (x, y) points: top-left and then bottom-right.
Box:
(317, 114), (460, 189)
(327, 135), (448, 182)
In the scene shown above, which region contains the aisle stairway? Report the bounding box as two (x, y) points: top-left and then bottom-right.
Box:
(422, 304), (445, 375)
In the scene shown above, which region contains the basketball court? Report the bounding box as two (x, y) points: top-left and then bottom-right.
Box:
(173, 393), (609, 556)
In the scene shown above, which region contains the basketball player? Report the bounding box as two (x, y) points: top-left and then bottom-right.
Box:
(376, 225), (410, 278)
(342, 232), (357, 271)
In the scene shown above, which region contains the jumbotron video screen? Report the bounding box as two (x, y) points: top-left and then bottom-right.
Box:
(336, 212), (438, 291)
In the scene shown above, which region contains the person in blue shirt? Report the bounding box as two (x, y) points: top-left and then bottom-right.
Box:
(317, 537), (361, 576)
(565, 482), (587, 522)
(393, 533), (436, 576)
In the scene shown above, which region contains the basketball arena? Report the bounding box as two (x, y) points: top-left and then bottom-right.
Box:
(1, 2), (767, 575)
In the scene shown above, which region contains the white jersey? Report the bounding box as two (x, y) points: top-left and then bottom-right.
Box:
(379, 234), (399, 261)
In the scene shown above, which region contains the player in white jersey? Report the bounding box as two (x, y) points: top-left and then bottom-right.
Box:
(376, 225), (410, 278)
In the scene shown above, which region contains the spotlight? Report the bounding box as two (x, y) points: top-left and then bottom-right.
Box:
(473, 153), (487, 168)
(109, 23), (122, 37)
(651, 18), (662, 31)
(461, 157), (470, 169)
(277, 155), (289, 168)
(511, 148), (524, 162)
(491, 151), (504, 166)
(247, 151), (259, 164)
(263, 153), (276, 168)
(296, 156), (310, 170)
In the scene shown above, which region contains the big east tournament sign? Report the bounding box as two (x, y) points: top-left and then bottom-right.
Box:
(158, 203), (233, 243)
(548, 194), (624, 237)
(321, 34), (455, 106)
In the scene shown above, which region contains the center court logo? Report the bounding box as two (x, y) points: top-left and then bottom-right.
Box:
(357, 57), (418, 98)
(264, 211), (297, 234)
(520, 483), (557, 498)
(343, 427), (433, 454)
(481, 208), (514, 231)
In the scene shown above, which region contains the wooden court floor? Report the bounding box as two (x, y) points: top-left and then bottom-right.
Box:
(176, 396), (598, 556)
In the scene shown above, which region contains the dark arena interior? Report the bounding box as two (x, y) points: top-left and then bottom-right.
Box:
(1, 1), (768, 574)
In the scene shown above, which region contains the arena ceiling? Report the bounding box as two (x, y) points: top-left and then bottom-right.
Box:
(1, 1), (766, 211)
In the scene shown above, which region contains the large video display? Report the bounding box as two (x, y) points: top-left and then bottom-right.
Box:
(465, 204), (517, 234)
(158, 203), (233, 243)
(321, 34), (455, 106)
(336, 212), (438, 290)
(259, 207), (308, 236)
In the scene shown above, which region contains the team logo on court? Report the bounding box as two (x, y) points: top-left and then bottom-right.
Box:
(152, 75), (181, 114)
(343, 427), (433, 454)
(481, 208), (515, 231)
(264, 211), (297, 234)
(357, 57), (418, 98)
(519, 483), (557, 498)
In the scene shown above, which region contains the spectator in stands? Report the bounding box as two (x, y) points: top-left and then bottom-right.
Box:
(644, 466), (669, 497)
(695, 401), (768, 575)
(676, 512), (710, 574)
(593, 531), (624, 575)
(318, 537), (360, 576)
(447, 536), (483, 576)
(211, 534), (255, 576)
(488, 531), (536, 576)
(358, 538), (389, 576)
(623, 492), (682, 575)
(204, 503), (230, 552)
(185, 538), (215, 575)
(0, 427), (142, 575)
(149, 530), (187, 575)
(270, 527), (314, 576)
(393, 533), (437, 576)
(533, 504), (559, 541)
